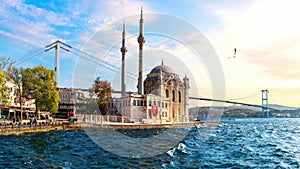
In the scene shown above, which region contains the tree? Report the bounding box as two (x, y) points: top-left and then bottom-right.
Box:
(0, 57), (16, 106)
(22, 66), (59, 117)
(0, 69), (9, 105)
(7, 66), (23, 116)
(0, 57), (15, 71)
(92, 76), (112, 114)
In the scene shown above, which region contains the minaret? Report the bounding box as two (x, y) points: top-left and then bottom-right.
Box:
(160, 59), (164, 97)
(137, 6), (145, 94)
(183, 75), (190, 122)
(120, 21), (127, 95)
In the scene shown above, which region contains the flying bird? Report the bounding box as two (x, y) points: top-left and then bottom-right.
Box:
(234, 48), (237, 58)
(228, 48), (237, 59)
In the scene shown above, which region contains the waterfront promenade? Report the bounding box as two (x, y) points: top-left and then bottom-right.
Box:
(0, 120), (65, 135)
(0, 115), (221, 135)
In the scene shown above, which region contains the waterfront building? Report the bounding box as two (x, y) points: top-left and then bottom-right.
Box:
(108, 8), (190, 123)
(0, 78), (36, 120)
(0, 78), (21, 119)
(57, 88), (87, 118)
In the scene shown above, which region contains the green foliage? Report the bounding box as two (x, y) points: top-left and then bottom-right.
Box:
(0, 70), (9, 105)
(7, 66), (22, 87)
(92, 76), (112, 114)
(86, 100), (100, 115)
(22, 66), (59, 114)
(0, 57), (15, 105)
(7, 66), (22, 108)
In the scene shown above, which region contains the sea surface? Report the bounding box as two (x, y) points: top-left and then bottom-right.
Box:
(1, 118), (300, 168)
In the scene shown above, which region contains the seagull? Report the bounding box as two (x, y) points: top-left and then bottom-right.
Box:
(234, 48), (237, 58)
(228, 48), (237, 59)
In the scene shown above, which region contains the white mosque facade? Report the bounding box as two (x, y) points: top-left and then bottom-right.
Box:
(108, 8), (190, 123)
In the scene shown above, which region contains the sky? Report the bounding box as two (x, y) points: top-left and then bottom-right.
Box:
(0, 0), (300, 107)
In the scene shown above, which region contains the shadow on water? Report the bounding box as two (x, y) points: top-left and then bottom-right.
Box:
(116, 128), (168, 138)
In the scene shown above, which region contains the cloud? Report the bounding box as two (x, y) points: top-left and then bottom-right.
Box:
(269, 87), (300, 107)
(206, 0), (300, 80)
(0, 0), (71, 46)
(244, 37), (300, 80)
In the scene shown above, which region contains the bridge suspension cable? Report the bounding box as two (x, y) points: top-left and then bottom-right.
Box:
(43, 40), (138, 81)
(268, 92), (277, 105)
(188, 96), (270, 109)
(14, 48), (45, 66)
(229, 91), (259, 101)
(69, 46), (138, 80)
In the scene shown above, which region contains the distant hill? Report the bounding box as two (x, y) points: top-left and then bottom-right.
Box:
(268, 104), (299, 111)
(189, 104), (300, 119)
(226, 104), (299, 111)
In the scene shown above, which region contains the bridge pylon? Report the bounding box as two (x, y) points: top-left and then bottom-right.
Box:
(261, 89), (269, 117)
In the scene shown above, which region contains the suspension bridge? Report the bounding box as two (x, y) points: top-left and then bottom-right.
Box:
(15, 40), (278, 117)
(188, 89), (272, 117)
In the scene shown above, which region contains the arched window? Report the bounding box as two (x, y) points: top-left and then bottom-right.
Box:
(166, 89), (169, 98)
(178, 91), (181, 102)
(138, 100), (141, 106)
(172, 90), (175, 102)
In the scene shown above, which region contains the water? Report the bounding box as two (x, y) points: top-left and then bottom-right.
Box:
(1, 118), (300, 168)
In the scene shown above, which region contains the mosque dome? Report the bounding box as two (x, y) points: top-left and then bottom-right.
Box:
(150, 65), (175, 74)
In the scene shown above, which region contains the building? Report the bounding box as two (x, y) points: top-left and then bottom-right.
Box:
(108, 8), (190, 123)
(57, 88), (87, 118)
(0, 78), (20, 119)
(0, 78), (36, 120)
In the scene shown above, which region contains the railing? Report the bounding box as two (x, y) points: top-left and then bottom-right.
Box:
(76, 114), (131, 124)
(0, 119), (63, 130)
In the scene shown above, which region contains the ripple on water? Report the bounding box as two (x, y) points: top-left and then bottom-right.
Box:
(1, 119), (300, 168)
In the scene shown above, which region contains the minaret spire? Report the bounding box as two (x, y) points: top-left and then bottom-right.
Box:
(137, 6), (145, 94)
(121, 21), (127, 95)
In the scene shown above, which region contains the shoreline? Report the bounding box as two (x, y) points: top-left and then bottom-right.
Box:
(0, 120), (221, 135)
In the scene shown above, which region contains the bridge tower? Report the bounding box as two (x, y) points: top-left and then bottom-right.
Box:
(261, 89), (269, 117)
(45, 40), (71, 87)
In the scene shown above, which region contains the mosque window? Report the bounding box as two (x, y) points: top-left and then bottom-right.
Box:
(148, 109), (152, 118)
(144, 100), (146, 106)
(166, 89), (169, 98)
(178, 91), (181, 102)
(172, 90), (175, 102)
(133, 100), (137, 106)
(149, 100), (152, 106)
(154, 101), (156, 105)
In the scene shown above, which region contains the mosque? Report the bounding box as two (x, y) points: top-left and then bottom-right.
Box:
(108, 8), (190, 123)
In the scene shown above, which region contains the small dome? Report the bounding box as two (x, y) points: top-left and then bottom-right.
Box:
(150, 65), (175, 74)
